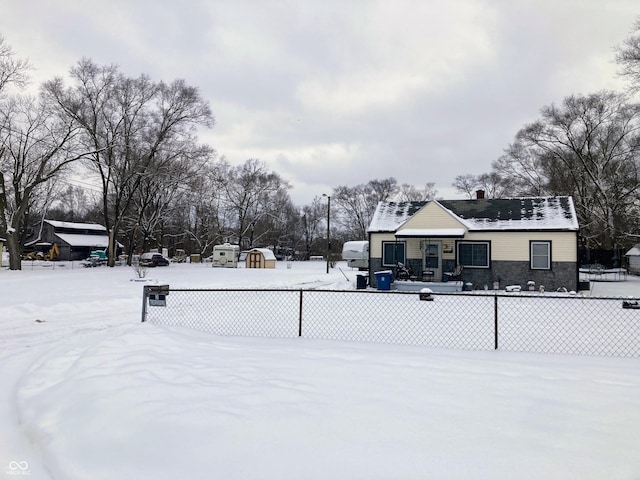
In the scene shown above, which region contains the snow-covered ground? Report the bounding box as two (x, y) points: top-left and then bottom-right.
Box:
(1, 260), (639, 479)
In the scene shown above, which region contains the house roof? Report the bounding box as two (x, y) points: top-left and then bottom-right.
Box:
(367, 201), (428, 232)
(55, 233), (110, 248)
(368, 196), (579, 233)
(625, 245), (640, 256)
(248, 248), (277, 260)
(45, 220), (107, 232)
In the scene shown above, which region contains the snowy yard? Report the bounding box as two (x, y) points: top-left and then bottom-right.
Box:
(1, 260), (640, 479)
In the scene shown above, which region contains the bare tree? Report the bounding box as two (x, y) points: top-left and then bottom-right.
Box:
(300, 197), (326, 259)
(0, 35), (30, 96)
(491, 143), (548, 196)
(43, 59), (214, 265)
(218, 158), (291, 249)
(452, 174), (478, 199)
(332, 184), (371, 239)
(476, 172), (509, 199)
(47, 183), (93, 221)
(0, 36), (31, 268)
(511, 91), (640, 249)
(125, 142), (214, 260)
(189, 160), (233, 255)
(616, 18), (640, 94)
(0, 95), (88, 269)
(395, 182), (437, 202)
(332, 178), (398, 239)
(367, 178), (398, 202)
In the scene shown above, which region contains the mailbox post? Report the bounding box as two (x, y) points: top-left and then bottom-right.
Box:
(141, 284), (170, 322)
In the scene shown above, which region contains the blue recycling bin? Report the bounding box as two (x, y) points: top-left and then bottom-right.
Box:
(374, 270), (393, 291)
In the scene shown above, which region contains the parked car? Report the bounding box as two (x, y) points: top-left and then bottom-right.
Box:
(139, 252), (170, 267)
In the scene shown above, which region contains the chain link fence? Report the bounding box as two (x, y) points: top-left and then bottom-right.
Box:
(142, 286), (640, 357)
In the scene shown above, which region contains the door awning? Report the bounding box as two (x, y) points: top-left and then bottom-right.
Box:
(395, 228), (465, 238)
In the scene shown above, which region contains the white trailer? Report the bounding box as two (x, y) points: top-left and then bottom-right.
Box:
(342, 241), (369, 270)
(212, 243), (240, 267)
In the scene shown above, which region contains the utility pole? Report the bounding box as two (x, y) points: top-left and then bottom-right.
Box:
(323, 194), (330, 274)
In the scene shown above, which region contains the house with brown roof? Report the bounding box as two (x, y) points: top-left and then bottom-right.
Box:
(367, 196), (580, 291)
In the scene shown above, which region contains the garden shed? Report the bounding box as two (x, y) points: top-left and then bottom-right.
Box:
(245, 248), (276, 269)
(625, 245), (640, 275)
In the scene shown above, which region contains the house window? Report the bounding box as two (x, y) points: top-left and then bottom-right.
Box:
(382, 241), (406, 266)
(530, 241), (551, 270)
(458, 241), (490, 268)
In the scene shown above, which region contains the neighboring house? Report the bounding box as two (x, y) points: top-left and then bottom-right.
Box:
(25, 220), (113, 261)
(367, 195), (580, 291)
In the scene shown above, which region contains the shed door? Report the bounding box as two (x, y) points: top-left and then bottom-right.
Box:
(247, 251), (263, 268)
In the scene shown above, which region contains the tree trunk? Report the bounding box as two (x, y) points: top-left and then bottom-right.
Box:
(108, 228), (116, 267)
(0, 173), (22, 270)
(6, 232), (22, 270)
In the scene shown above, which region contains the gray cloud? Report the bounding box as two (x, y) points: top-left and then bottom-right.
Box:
(1, 0), (636, 204)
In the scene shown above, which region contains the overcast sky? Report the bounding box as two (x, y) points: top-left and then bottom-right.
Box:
(1, 1), (638, 204)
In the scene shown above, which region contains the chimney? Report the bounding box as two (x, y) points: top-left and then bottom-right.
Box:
(476, 189), (485, 199)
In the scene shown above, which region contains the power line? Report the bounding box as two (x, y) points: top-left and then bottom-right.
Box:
(57, 177), (102, 193)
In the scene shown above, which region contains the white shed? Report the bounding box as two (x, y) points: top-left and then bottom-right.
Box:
(625, 245), (640, 275)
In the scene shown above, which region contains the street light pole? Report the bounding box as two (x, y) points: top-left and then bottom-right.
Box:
(323, 194), (330, 274)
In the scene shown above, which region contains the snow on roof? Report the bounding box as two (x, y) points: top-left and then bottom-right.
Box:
(396, 228), (465, 238)
(368, 197), (579, 233)
(248, 248), (276, 260)
(440, 197), (579, 231)
(342, 240), (368, 251)
(367, 202), (427, 232)
(625, 245), (640, 256)
(55, 233), (110, 248)
(45, 220), (107, 232)
(214, 243), (240, 250)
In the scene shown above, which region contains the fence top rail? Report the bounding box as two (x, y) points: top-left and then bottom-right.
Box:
(143, 286), (640, 302)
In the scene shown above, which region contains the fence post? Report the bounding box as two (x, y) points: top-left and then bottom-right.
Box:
(298, 290), (303, 337)
(141, 285), (150, 322)
(494, 294), (498, 350)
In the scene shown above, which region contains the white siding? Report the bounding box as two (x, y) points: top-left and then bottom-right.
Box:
(628, 255), (640, 275)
